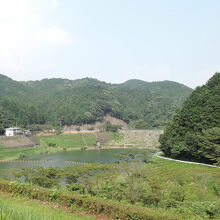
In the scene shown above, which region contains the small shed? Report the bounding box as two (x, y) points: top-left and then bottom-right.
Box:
(5, 127), (22, 136)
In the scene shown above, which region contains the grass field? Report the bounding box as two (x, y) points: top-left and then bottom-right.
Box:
(0, 193), (96, 220)
(39, 134), (97, 149)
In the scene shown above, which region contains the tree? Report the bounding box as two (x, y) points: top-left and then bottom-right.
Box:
(159, 73), (220, 164)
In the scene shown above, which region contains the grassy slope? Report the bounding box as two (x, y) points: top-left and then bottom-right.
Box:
(39, 134), (97, 149)
(150, 155), (220, 218)
(151, 155), (220, 200)
(0, 193), (96, 220)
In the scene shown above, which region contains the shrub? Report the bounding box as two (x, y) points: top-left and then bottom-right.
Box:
(18, 153), (25, 159)
(0, 180), (180, 220)
(47, 142), (56, 147)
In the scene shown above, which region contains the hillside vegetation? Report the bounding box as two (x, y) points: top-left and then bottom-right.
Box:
(0, 153), (219, 219)
(159, 73), (220, 165)
(0, 74), (192, 133)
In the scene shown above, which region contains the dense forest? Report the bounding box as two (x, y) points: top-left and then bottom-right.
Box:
(159, 73), (220, 165)
(0, 74), (192, 133)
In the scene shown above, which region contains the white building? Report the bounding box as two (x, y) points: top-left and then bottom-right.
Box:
(5, 127), (22, 136)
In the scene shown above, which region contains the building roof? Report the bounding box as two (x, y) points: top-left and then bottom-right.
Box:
(5, 127), (21, 130)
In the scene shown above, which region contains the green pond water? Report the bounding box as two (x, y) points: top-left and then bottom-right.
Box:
(0, 149), (154, 169)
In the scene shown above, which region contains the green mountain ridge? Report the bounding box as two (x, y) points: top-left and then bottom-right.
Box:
(0, 74), (193, 133)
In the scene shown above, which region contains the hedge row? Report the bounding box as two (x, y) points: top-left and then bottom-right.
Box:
(0, 180), (181, 220)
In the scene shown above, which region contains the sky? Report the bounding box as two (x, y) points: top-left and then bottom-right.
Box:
(0, 0), (220, 88)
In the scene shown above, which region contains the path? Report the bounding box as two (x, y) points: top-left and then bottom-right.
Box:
(155, 152), (219, 168)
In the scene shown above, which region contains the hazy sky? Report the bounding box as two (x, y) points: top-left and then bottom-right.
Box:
(0, 0), (219, 88)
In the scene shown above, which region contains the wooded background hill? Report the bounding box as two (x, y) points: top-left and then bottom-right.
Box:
(0, 74), (192, 133)
(159, 73), (220, 164)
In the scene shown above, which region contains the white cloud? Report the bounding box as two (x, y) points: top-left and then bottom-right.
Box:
(39, 25), (72, 45)
(0, 0), (73, 77)
(131, 64), (173, 82)
(150, 66), (172, 79)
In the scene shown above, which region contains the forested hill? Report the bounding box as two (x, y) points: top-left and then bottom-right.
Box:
(159, 73), (220, 164)
(0, 74), (192, 132)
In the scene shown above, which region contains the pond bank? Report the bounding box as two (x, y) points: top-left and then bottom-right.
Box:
(0, 143), (156, 161)
(0, 148), (154, 169)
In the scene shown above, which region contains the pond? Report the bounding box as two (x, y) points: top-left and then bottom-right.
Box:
(0, 148), (154, 169)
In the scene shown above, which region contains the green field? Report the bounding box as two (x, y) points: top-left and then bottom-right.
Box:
(0, 193), (96, 220)
(39, 134), (97, 149)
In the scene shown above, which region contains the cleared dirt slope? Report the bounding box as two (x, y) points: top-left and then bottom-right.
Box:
(100, 130), (163, 149)
(0, 136), (38, 148)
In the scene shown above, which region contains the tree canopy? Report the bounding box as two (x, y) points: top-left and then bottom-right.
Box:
(159, 73), (220, 164)
(0, 74), (192, 131)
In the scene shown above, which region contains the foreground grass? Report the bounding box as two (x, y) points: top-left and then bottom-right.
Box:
(0, 180), (181, 220)
(0, 193), (96, 220)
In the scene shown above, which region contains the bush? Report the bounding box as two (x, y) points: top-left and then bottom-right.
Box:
(175, 201), (220, 219)
(47, 142), (56, 147)
(18, 153), (25, 159)
(0, 180), (180, 220)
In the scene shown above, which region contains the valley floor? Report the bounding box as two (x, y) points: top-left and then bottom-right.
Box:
(0, 130), (161, 160)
